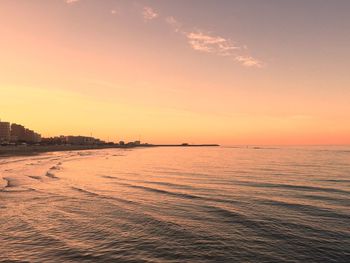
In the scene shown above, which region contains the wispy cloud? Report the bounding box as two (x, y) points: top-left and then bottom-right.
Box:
(186, 31), (240, 56)
(235, 56), (262, 68)
(143, 7), (158, 21)
(164, 15), (263, 68)
(65, 0), (79, 4)
(63, 1), (263, 68)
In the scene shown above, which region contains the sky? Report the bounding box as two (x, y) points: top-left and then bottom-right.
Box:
(1, 0), (350, 145)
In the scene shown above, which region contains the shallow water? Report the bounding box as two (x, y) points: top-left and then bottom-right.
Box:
(0, 146), (349, 262)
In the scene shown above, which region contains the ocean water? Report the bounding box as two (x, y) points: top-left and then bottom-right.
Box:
(0, 146), (349, 262)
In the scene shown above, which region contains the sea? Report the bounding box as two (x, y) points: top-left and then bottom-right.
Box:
(0, 146), (349, 262)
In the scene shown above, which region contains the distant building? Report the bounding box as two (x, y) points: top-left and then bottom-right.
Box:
(67, 136), (104, 145)
(0, 121), (11, 143)
(41, 136), (66, 145)
(11, 123), (26, 142)
(58, 136), (68, 144)
(34, 132), (41, 143)
(126, 140), (141, 147)
(25, 129), (35, 143)
(67, 136), (90, 145)
(0, 120), (41, 144)
(41, 135), (104, 145)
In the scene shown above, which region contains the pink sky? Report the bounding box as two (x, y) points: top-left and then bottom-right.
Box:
(1, 0), (349, 144)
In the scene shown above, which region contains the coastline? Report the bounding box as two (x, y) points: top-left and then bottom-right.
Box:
(0, 145), (116, 157)
(0, 144), (220, 157)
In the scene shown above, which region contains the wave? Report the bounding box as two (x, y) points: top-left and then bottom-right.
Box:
(50, 165), (61, 170)
(296, 194), (350, 206)
(46, 171), (58, 179)
(28, 175), (42, 180)
(144, 181), (195, 190)
(0, 177), (35, 193)
(101, 174), (196, 190)
(115, 182), (242, 207)
(70, 186), (136, 205)
(259, 199), (350, 220)
(100, 175), (120, 179)
(2, 177), (19, 188)
(319, 179), (350, 183)
(129, 184), (202, 200)
(236, 181), (350, 195)
(71, 187), (101, 197)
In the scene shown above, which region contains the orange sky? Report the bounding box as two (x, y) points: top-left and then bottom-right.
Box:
(1, 1), (349, 145)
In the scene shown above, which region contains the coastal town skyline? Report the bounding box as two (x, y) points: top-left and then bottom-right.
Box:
(1, 117), (220, 153)
(0, 117), (197, 147)
(1, 0), (350, 145)
(0, 118), (126, 145)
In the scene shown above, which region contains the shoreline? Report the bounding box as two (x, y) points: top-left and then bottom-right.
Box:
(0, 144), (220, 157)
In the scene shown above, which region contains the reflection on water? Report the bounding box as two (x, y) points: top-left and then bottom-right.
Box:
(0, 146), (349, 262)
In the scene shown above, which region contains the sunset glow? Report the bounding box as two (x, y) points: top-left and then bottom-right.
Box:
(1, 0), (349, 145)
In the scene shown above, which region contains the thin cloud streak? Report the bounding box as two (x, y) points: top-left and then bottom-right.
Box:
(164, 14), (263, 68)
(184, 30), (262, 68)
(65, 0), (79, 4)
(186, 31), (240, 56)
(235, 56), (262, 68)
